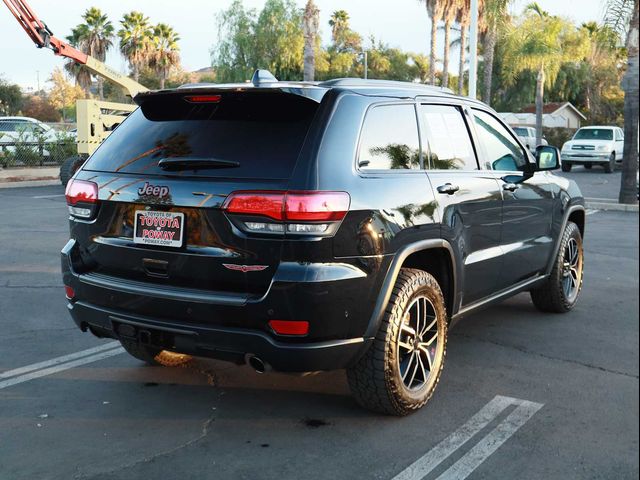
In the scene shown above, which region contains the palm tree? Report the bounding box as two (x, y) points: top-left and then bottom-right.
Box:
(329, 10), (350, 46)
(419, 0), (446, 85)
(303, 1), (320, 81)
(441, 0), (461, 89)
(480, 0), (510, 104)
(64, 29), (92, 96)
(501, 3), (588, 145)
(150, 24), (180, 89)
(118, 11), (152, 83)
(456, 0), (471, 94)
(605, 0), (638, 204)
(73, 7), (114, 100)
(67, 7), (113, 100)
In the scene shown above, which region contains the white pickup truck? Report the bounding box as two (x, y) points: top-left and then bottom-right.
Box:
(560, 126), (624, 173)
(512, 126), (548, 154)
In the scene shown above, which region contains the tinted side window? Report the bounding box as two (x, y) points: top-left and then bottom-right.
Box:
(420, 104), (477, 170)
(358, 104), (421, 170)
(472, 109), (527, 171)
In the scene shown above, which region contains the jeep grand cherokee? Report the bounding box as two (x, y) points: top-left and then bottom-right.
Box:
(61, 71), (585, 415)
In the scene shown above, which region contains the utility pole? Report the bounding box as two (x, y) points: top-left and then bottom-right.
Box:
(363, 50), (368, 79)
(468, 0), (479, 98)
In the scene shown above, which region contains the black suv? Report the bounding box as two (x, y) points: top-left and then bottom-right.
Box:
(61, 72), (585, 415)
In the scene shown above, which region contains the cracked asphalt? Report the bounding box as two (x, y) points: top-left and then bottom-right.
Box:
(0, 183), (637, 480)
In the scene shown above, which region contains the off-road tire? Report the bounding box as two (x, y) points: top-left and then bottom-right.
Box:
(530, 221), (584, 313)
(347, 268), (447, 416)
(561, 162), (572, 172)
(604, 152), (615, 174)
(120, 339), (192, 366)
(59, 155), (85, 187)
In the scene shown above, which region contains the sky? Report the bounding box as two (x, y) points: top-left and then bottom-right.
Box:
(0, 0), (608, 91)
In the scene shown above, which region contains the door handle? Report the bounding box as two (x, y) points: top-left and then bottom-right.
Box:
(437, 183), (460, 195)
(502, 183), (519, 192)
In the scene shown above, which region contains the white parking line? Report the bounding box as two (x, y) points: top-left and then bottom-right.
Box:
(0, 345), (124, 390)
(0, 341), (120, 379)
(436, 400), (543, 480)
(392, 395), (543, 480)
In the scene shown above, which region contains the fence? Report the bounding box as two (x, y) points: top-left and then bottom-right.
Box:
(0, 121), (77, 168)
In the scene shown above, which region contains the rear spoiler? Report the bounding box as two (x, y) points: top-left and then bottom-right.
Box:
(134, 85), (328, 106)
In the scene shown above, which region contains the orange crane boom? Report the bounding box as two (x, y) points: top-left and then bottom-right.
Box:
(2, 0), (88, 64)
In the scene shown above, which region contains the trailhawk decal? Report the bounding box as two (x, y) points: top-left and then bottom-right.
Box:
(133, 210), (184, 248)
(223, 264), (269, 273)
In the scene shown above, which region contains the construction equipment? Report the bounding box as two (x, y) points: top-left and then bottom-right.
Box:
(3, 0), (149, 184)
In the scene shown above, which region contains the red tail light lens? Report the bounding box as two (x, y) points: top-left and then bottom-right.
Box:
(268, 320), (309, 336)
(224, 192), (285, 220)
(65, 179), (98, 205)
(65, 179), (98, 219)
(285, 192), (350, 221)
(224, 191), (350, 221)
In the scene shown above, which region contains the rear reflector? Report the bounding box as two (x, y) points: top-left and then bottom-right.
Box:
(224, 191), (350, 222)
(268, 320), (309, 336)
(64, 285), (75, 299)
(184, 94), (222, 103)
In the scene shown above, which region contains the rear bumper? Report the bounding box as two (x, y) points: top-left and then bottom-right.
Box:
(61, 239), (382, 372)
(67, 300), (370, 372)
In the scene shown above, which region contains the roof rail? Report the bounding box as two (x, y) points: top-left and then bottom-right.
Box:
(317, 78), (454, 94)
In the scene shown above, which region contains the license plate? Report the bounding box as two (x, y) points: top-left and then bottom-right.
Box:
(133, 210), (184, 248)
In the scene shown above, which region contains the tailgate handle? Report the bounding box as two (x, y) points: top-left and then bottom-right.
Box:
(142, 258), (169, 278)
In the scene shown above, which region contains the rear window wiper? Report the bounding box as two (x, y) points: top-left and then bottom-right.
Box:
(158, 157), (240, 171)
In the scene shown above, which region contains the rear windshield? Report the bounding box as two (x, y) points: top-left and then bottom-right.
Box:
(573, 128), (613, 140)
(83, 91), (319, 179)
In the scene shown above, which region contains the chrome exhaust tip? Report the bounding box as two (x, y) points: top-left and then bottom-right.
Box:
(247, 355), (270, 374)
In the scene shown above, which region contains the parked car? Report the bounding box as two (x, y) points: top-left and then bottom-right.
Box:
(560, 126), (624, 173)
(512, 126), (548, 154)
(0, 116), (76, 163)
(61, 72), (586, 415)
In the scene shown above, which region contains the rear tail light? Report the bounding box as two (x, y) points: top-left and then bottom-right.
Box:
(223, 191), (350, 237)
(184, 94), (222, 103)
(64, 285), (75, 299)
(65, 179), (98, 219)
(268, 320), (309, 336)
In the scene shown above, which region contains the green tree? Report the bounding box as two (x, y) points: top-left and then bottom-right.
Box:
(605, 0), (639, 204)
(118, 11), (153, 83)
(0, 78), (23, 116)
(149, 23), (181, 89)
(501, 4), (588, 144)
(70, 7), (114, 100)
(212, 0), (304, 82)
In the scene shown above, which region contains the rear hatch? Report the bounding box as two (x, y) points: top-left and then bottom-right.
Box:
(69, 88), (324, 297)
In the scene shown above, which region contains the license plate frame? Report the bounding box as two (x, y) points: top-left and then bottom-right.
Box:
(133, 210), (184, 248)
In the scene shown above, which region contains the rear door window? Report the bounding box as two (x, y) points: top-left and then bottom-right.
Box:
(420, 104), (477, 170)
(358, 104), (421, 170)
(82, 91), (319, 179)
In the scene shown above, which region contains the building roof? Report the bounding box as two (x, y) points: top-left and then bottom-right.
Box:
(520, 101), (586, 119)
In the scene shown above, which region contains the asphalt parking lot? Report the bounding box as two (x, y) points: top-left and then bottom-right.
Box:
(0, 172), (638, 480)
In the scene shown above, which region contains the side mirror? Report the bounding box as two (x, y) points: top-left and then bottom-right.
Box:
(535, 145), (560, 171)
